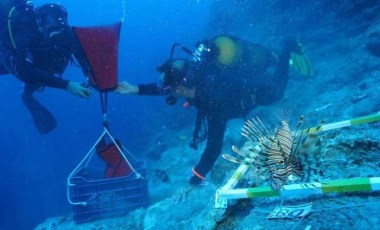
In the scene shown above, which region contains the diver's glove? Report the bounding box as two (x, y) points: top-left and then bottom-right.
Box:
(66, 81), (92, 98)
(115, 81), (139, 94)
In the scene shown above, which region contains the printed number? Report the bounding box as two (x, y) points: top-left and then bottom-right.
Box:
(273, 208), (307, 218)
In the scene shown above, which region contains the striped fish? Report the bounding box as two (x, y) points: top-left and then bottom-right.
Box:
(223, 115), (322, 190)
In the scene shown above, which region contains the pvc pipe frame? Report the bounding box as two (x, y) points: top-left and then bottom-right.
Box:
(215, 177), (380, 208)
(215, 112), (380, 209)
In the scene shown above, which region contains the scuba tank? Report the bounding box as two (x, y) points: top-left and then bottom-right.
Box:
(0, 0), (35, 75)
(0, 0), (36, 50)
(194, 35), (278, 71)
(161, 35), (278, 105)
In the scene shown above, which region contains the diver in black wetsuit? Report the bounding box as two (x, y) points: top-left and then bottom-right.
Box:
(117, 35), (307, 201)
(0, 1), (92, 134)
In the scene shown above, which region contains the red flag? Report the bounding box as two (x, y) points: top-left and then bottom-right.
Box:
(73, 22), (121, 92)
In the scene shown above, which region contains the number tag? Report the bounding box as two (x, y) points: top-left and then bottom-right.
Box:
(267, 202), (313, 219)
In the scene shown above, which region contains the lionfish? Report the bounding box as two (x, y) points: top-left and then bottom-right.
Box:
(222, 115), (323, 190)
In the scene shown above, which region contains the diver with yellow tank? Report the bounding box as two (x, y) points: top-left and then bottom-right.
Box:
(196, 35), (311, 73)
(116, 34), (312, 202)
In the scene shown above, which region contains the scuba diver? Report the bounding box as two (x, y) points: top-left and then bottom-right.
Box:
(116, 35), (312, 202)
(0, 1), (92, 134)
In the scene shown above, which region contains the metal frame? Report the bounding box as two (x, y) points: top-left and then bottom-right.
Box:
(215, 112), (380, 208)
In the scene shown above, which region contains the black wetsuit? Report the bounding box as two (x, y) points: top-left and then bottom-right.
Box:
(0, 3), (90, 133)
(137, 39), (293, 185)
(0, 31), (89, 89)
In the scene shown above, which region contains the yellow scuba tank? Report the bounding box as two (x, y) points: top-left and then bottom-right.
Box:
(209, 35), (278, 71)
(212, 35), (243, 66)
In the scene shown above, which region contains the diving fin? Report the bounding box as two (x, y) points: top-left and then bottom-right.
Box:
(290, 51), (313, 77)
(22, 90), (57, 134)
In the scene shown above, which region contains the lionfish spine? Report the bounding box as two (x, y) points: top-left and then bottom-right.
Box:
(248, 118), (275, 142)
(244, 120), (266, 140)
(289, 116), (306, 157)
(241, 131), (257, 144)
(241, 125), (261, 141)
(222, 154), (253, 165)
(232, 145), (252, 159)
(241, 127), (261, 142)
(255, 117), (273, 137)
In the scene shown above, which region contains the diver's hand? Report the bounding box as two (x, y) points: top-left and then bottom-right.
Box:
(171, 185), (196, 204)
(116, 81), (139, 94)
(66, 81), (92, 98)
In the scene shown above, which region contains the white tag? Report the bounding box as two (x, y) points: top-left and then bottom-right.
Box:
(267, 202), (312, 219)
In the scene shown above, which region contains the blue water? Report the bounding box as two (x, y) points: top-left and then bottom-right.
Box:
(0, 0), (210, 229)
(2, 0), (379, 229)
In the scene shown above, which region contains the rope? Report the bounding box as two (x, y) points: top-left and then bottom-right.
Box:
(66, 127), (146, 206)
(290, 214), (307, 230)
(97, 91), (143, 178)
(104, 128), (145, 180)
(121, 0), (127, 22)
(97, 90), (142, 178)
(8, 6), (17, 49)
(121, 144), (139, 162)
(100, 92), (108, 127)
(66, 129), (108, 205)
(67, 129), (107, 184)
